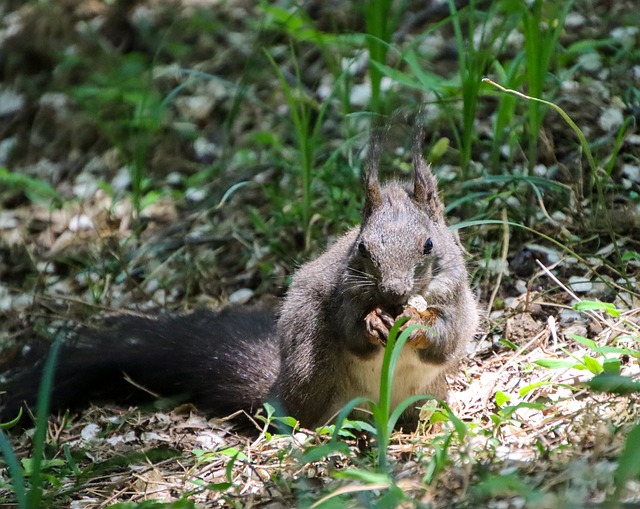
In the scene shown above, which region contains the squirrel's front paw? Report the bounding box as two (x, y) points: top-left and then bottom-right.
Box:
(399, 306), (440, 349)
(365, 307), (395, 346)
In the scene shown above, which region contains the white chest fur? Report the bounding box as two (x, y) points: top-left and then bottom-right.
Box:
(344, 347), (444, 410)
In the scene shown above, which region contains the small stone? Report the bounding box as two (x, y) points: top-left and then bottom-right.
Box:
(80, 423), (101, 442)
(185, 187), (206, 202)
(610, 26), (638, 45)
(533, 164), (547, 177)
(69, 214), (94, 232)
(229, 288), (254, 305)
(0, 137), (17, 165)
(193, 137), (219, 162)
(564, 12), (585, 28)
(622, 164), (640, 184)
(568, 276), (592, 294)
(578, 52), (601, 72)
(112, 167), (131, 192)
(0, 86), (25, 116)
(175, 95), (215, 122)
(599, 107), (624, 131)
(39, 92), (70, 115)
(559, 308), (581, 324)
(73, 172), (99, 199)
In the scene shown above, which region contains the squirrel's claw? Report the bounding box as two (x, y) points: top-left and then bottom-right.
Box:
(398, 306), (440, 349)
(365, 307), (393, 345)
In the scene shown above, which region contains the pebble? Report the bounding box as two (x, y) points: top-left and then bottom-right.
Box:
(185, 187), (206, 202)
(0, 86), (25, 116)
(622, 164), (640, 184)
(598, 106), (624, 131)
(69, 214), (94, 232)
(229, 288), (254, 304)
(193, 137), (219, 162)
(0, 136), (17, 164)
(578, 52), (602, 72)
(568, 276), (592, 294)
(112, 167), (131, 192)
(559, 308), (582, 324)
(80, 423), (101, 442)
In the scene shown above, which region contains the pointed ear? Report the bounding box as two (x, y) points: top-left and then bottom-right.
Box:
(364, 128), (384, 214)
(412, 126), (444, 218)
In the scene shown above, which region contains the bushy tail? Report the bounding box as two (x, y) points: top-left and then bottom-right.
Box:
(0, 306), (280, 424)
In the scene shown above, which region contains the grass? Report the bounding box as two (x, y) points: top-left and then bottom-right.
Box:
(1, 0), (640, 507)
(0, 337), (63, 509)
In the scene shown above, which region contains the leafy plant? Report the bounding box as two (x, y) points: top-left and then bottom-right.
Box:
(0, 167), (62, 205)
(0, 337), (63, 509)
(67, 52), (166, 218)
(364, 0), (396, 114)
(299, 318), (468, 507)
(519, 0), (575, 170)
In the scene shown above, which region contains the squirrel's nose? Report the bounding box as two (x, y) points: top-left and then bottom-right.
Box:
(380, 278), (411, 306)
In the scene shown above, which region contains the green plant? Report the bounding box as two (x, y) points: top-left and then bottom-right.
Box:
(298, 319), (468, 507)
(0, 337), (63, 509)
(447, 0), (521, 179)
(67, 52), (166, 218)
(265, 49), (333, 249)
(482, 78), (634, 286)
(364, 0), (396, 114)
(0, 167), (62, 205)
(519, 0), (574, 170)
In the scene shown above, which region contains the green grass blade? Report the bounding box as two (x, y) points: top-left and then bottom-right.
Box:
(0, 430), (27, 508)
(26, 338), (63, 509)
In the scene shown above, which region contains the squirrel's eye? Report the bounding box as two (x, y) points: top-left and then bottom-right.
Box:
(423, 238), (433, 255)
(358, 241), (368, 256)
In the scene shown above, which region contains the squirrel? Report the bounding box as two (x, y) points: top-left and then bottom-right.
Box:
(0, 128), (478, 430)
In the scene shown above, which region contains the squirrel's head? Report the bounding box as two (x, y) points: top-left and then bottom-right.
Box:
(348, 128), (459, 312)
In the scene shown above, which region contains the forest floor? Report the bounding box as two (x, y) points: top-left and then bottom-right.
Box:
(1, 0), (640, 508)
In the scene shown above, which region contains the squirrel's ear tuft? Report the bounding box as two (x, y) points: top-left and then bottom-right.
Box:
(412, 124), (444, 218)
(364, 128), (384, 213)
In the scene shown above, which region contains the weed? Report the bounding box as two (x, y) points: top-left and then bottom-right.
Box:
(68, 52), (165, 218)
(364, 0), (396, 114)
(519, 0), (575, 170)
(0, 337), (62, 509)
(0, 167), (62, 205)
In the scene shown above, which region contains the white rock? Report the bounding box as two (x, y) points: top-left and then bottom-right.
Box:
(73, 172), (99, 199)
(559, 308), (581, 324)
(80, 423), (101, 442)
(349, 82), (371, 107)
(185, 187), (205, 202)
(69, 214), (94, 232)
(565, 12), (585, 28)
(568, 276), (592, 293)
(533, 164), (547, 177)
(39, 92), (70, 116)
(578, 52), (601, 72)
(193, 137), (219, 161)
(176, 95), (215, 122)
(112, 167), (131, 192)
(0, 87), (25, 116)
(622, 164), (640, 183)
(599, 106), (624, 131)
(560, 80), (579, 92)
(0, 136), (17, 164)
(610, 26), (639, 45)
(0, 211), (17, 229)
(229, 288), (254, 305)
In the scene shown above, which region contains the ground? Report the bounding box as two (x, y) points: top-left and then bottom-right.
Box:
(0, 0), (639, 508)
